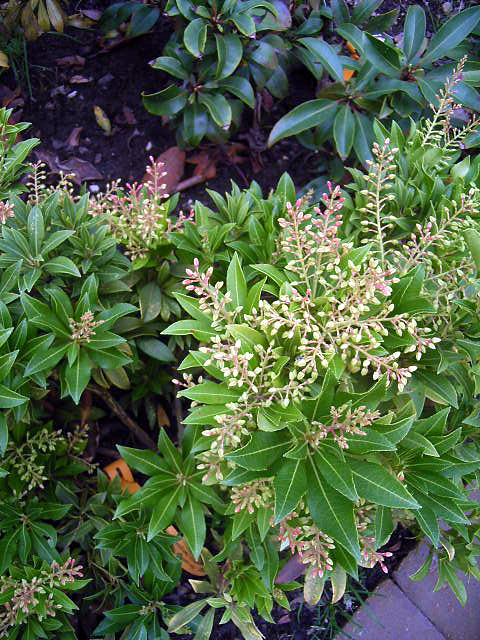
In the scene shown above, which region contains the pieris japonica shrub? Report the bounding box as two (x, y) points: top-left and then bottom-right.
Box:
(117, 65), (480, 636)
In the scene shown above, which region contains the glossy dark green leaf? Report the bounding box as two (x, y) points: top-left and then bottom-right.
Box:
(351, 461), (420, 508)
(184, 18), (207, 57)
(403, 5), (426, 62)
(307, 456), (361, 561)
(268, 100), (338, 147)
(299, 37), (344, 84)
(274, 458), (307, 523)
(422, 7), (480, 64)
(215, 33), (243, 80)
(333, 104), (355, 159)
(178, 494), (205, 559)
(142, 86), (187, 117)
(199, 93), (232, 129)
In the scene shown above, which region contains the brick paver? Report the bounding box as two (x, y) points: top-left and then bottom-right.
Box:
(338, 578), (445, 639)
(392, 543), (480, 640)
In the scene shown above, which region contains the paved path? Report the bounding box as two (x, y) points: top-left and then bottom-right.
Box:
(337, 543), (480, 640)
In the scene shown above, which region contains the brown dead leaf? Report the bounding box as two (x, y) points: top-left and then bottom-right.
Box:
(157, 406), (170, 428)
(275, 554), (306, 583)
(58, 157), (103, 185)
(66, 126), (83, 147)
(56, 55), (85, 67)
(35, 149), (61, 173)
(226, 143), (248, 165)
(123, 105), (137, 125)
(103, 458), (140, 493)
(80, 9), (102, 20)
(261, 89), (274, 112)
(143, 146), (185, 195)
(80, 389), (91, 426)
(166, 526), (206, 576)
(70, 75), (90, 84)
(188, 151), (217, 179)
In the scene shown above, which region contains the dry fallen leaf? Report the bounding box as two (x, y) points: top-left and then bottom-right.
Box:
(189, 151), (217, 180)
(142, 146), (186, 195)
(56, 55), (85, 67)
(122, 105), (137, 125)
(93, 105), (112, 135)
(58, 157), (103, 185)
(70, 75), (90, 84)
(166, 526), (206, 576)
(103, 458), (140, 493)
(66, 126), (83, 147)
(157, 406), (170, 428)
(0, 52), (9, 68)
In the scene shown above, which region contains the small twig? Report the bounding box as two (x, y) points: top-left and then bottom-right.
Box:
(174, 174), (208, 193)
(88, 385), (156, 449)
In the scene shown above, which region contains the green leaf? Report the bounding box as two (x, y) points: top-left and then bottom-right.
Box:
(151, 56), (188, 80)
(178, 494), (206, 560)
(227, 431), (290, 470)
(363, 33), (401, 76)
(215, 33), (243, 80)
(219, 76), (255, 108)
(178, 381), (240, 404)
(44, 256), (80, 277)
(422, 7), (480, 64)
(199, 93), (232, 129)
(184, 18), (207, 57)
(40, 230), (74, 256)
(351, 460), (420, 508)
(0, 384), (27, 408)
(268, 100), (338, 147)
(314, 450), (358, 501)
(0, 413), (7, 455)
(415, 371), (458, 408)
(137, 337), (175, 362)
(193, 608), (214, 640)
(353, 111), (374, 166)
(299, 38), (344, 84)
(307, 456), (361, 562)
(63, 349), (90, 404)
(139, 282), (163, 322)
(148, 487), (182, 540)
(347, 429), (396, 453)
(403, 5), (426, 61)
(375, 506), (394, 547)
(25, 343), (69, 376)
(27, 206), (44, 256)
(128, 5), (159, 37)
(0, 350), (17, 382)
(226, 253), (247, 308)
(464, 228), (480, 271)
(168, 600), (208, 634)
(274, 459), (307, 523)
(142, 86), (187, 117)
(410, 488), (468, 524)
(333, 104), (355, 159)
(117, 446), (171, 476)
